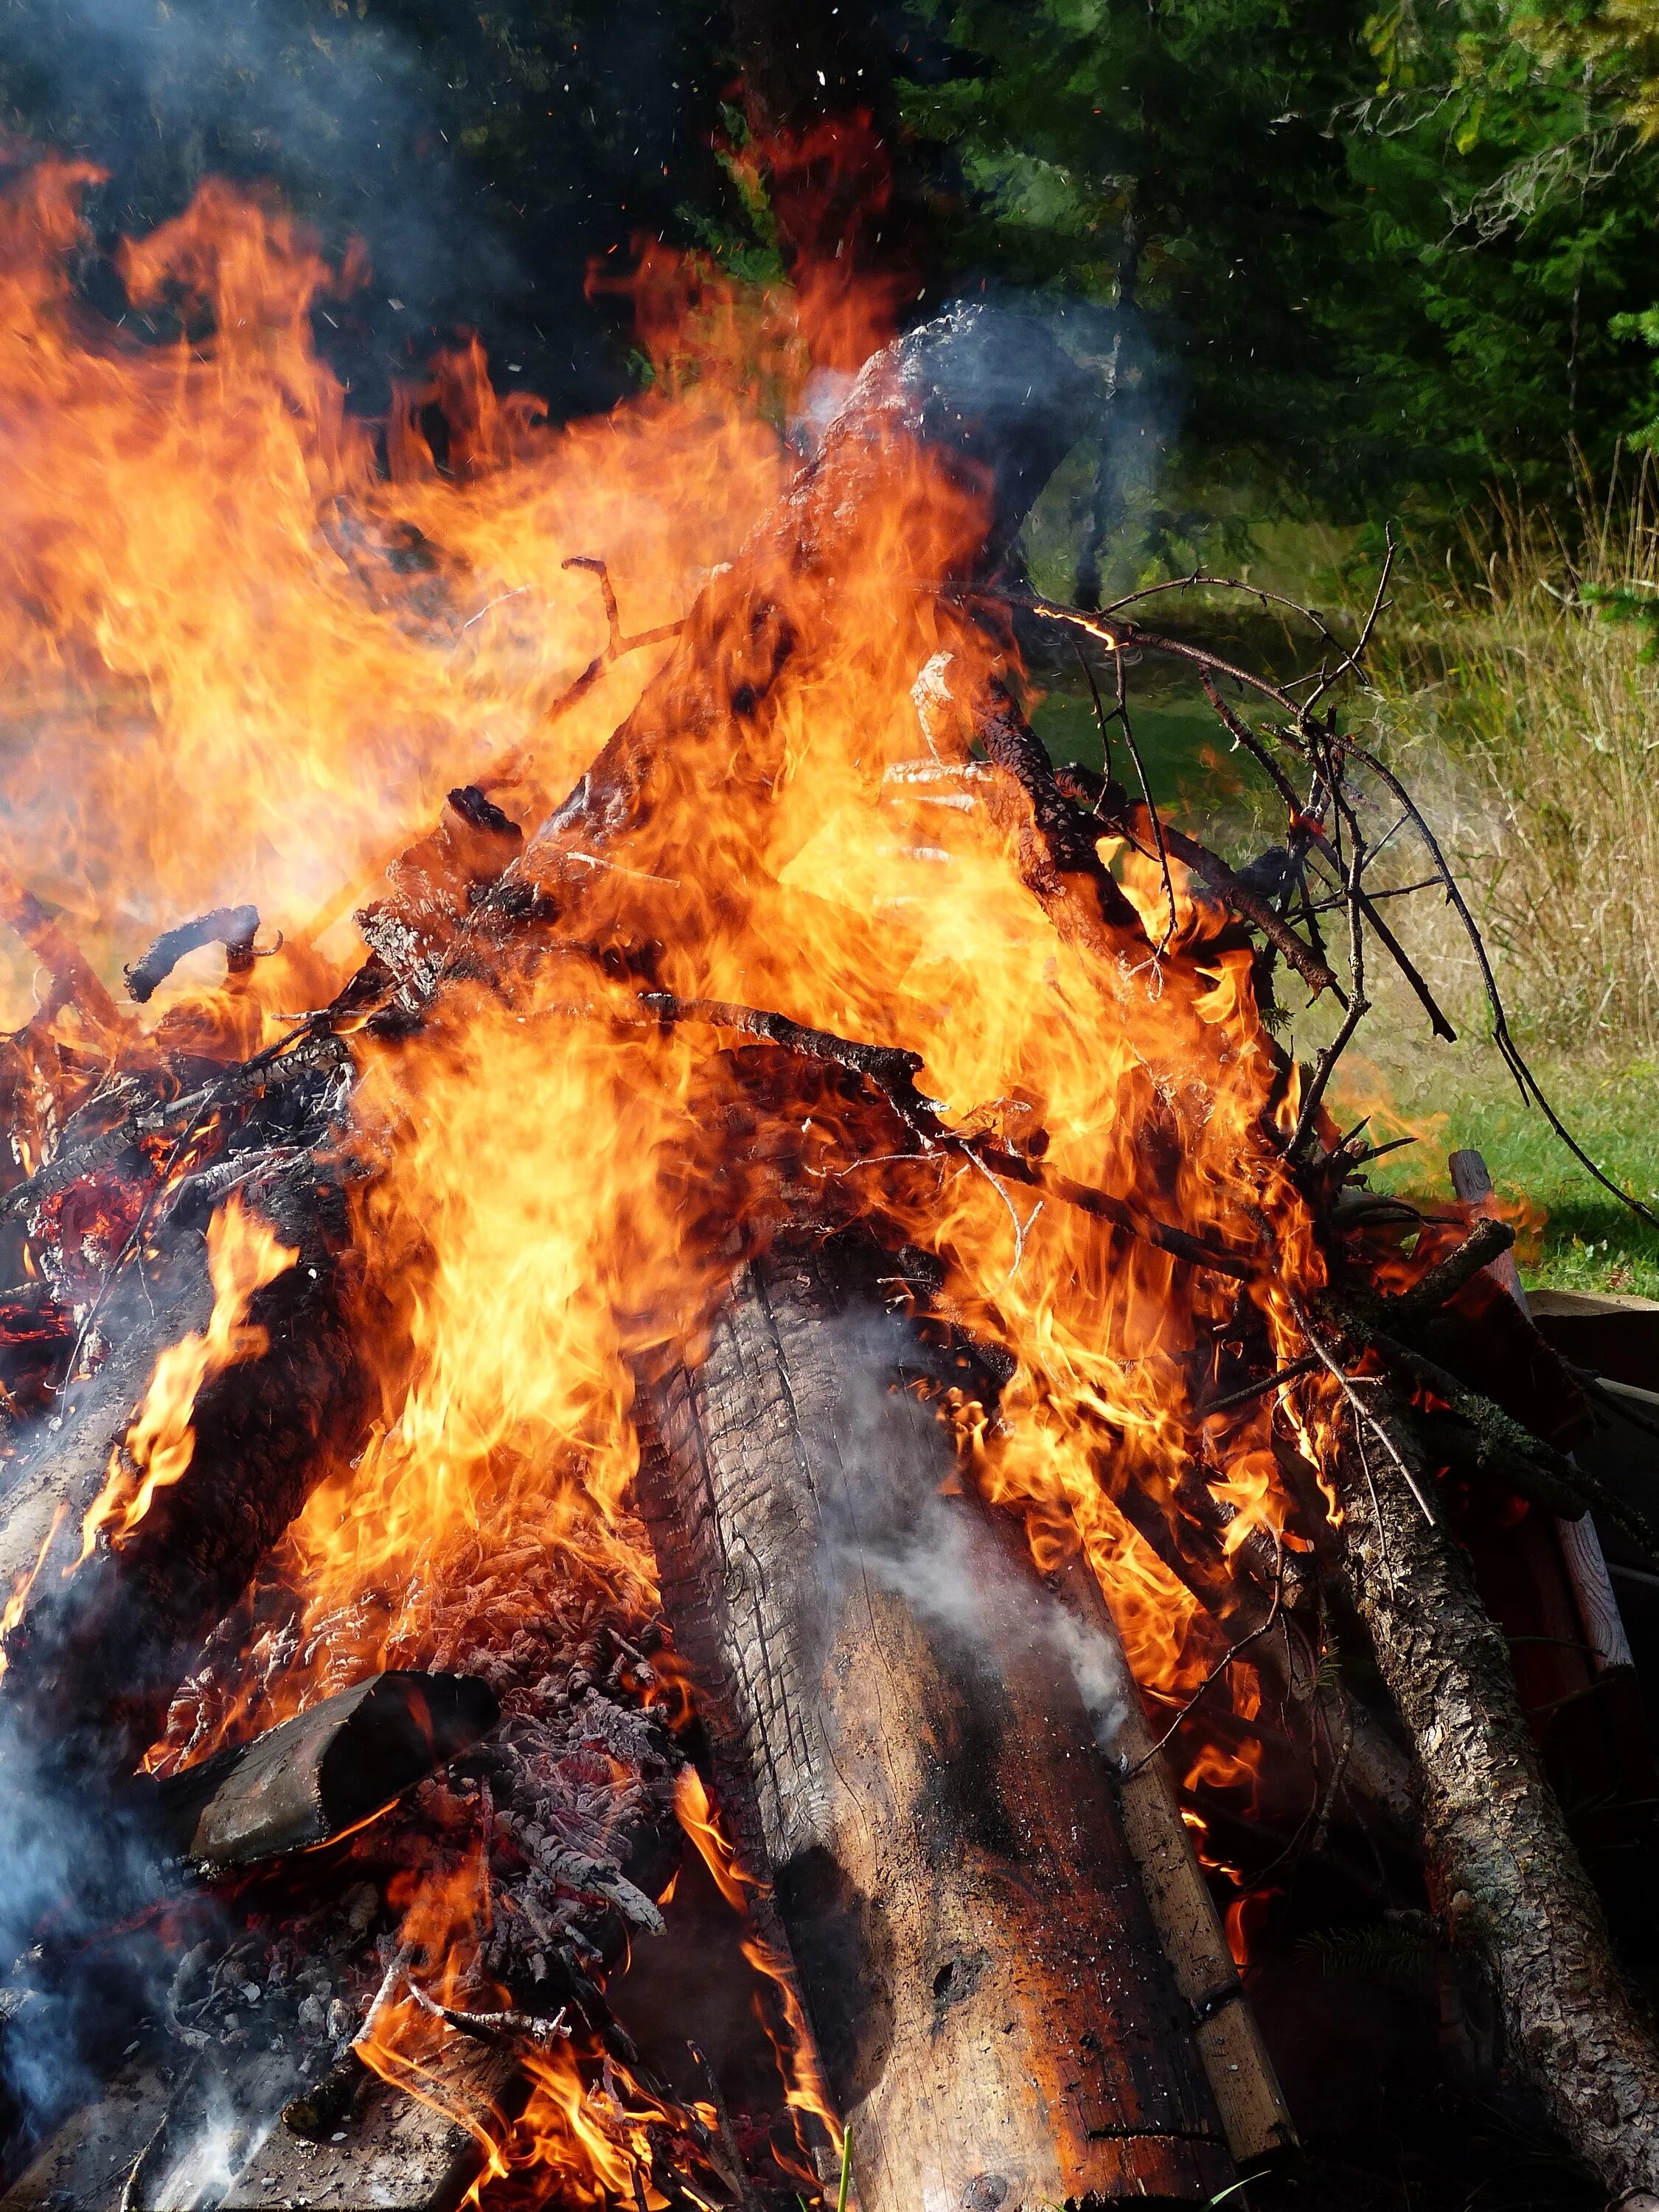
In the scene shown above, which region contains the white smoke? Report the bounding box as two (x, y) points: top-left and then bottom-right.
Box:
(809, 1303), (1133, 1760)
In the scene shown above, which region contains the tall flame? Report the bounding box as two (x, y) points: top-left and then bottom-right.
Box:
(77, 1194), (297, 1562)
(0, 141), (1357, 2203)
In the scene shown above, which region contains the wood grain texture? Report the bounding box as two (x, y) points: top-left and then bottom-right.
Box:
(1334, 1403), (1659, 2199)
(636, 1249), (1232, 2210)
(1049, 1556), (1295, 2168)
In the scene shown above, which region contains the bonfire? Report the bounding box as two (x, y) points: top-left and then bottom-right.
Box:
(0, 136), (1652, 2212)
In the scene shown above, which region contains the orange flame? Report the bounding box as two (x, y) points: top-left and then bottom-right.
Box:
(76, 1194), (296, 1563)
(674, 1767), (844, 2171)
(0, 1498), (69, 1688)
(0, 145), (1372, 2205)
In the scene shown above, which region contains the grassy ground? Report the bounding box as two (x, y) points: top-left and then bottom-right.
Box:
(1332, 1030), (1659, 1298)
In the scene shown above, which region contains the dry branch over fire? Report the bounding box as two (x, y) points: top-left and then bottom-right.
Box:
(0, 139), (1651, 2212)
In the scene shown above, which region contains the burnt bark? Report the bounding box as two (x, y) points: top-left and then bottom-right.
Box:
(1333, 1408), (1659, 2199)
(636, 1246), (1237, 2208)
(0, 1157), (369, 1773)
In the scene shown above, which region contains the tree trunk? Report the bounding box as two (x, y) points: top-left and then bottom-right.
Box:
(1333, 1406), (1659, 2201)
(636, 1245), (1238, 2208)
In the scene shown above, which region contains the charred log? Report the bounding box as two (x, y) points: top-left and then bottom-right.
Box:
(635, 1245), (1239, 2208)
(0, 1158), (369, 1774)
(0, 2039), (511, 2212)
(141, 1672), (499, 1872)
(124, 907), (262, 1004)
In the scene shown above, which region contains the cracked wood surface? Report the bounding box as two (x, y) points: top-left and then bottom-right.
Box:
(636, 1248), (1232, 2211)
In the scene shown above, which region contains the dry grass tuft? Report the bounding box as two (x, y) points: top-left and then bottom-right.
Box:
(1364, 475), (1659, 1054)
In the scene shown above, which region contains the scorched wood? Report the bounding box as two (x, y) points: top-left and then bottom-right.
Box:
(635, 1245), (1239, 2209)
(0, 1157), (367, 1774)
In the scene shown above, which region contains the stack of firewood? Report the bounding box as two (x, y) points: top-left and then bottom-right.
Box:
(0, 302), (1653, 2212)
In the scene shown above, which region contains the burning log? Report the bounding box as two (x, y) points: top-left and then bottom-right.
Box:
(0, 1159), (367, 1772)
(142, 1672), (499, 1871)
(9, 147), (1659, 2210)
(636, 1243), (1250, 2207)
(1044, 1552), (1295, 2168)
(463, 302), (1098, 980)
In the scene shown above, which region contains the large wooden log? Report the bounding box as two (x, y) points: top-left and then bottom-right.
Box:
(1332, 1397), (1659, 2201)
(636, 1245), (1238, 2208)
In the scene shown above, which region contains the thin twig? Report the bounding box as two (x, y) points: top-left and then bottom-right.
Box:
(1199, 1352), (1324, 1416)
(1287, 1293), (1438, 1526)
(1123, 1547), (1286, 1778)
(1110, 648), (1179, 952)
(1099, 570), (1350, 666)
(403, 1980), (571, 2051)
(1289, 832), (1370, 1158)
(1301, 530), (1396, 711)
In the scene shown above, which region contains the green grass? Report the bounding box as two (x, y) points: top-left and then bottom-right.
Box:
(1029, 683), (1224, 809)
(1332, 1032), (1659, 1298)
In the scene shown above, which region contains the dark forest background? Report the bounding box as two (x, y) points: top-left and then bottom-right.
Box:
(7, 0), (1659, 553)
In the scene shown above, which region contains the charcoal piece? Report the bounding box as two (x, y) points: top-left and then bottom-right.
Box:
(144, 1673), (499, 1871)
(124, 908), (262, 1004)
